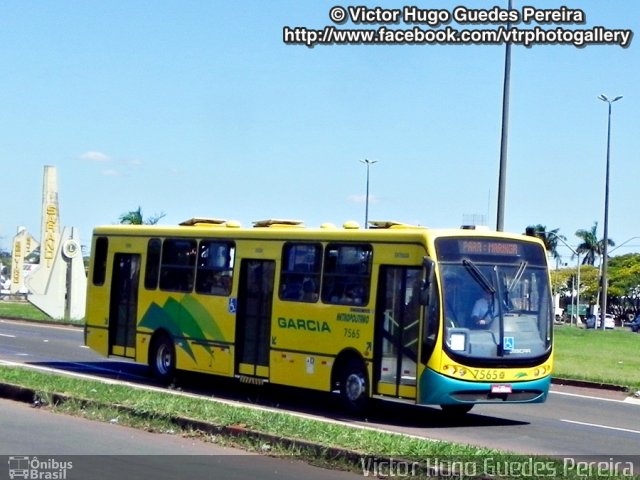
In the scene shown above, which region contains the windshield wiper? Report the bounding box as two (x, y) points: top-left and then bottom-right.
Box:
(507, 261), (528, 293)
(462, 259), (495, 294)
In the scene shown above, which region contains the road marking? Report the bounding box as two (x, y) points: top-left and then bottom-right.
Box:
(0, 334), (16, 338)
(551, 389), (632, 404)
(561, 419), (640, 435)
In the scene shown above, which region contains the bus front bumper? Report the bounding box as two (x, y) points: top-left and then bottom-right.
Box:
(418, 368), (550, 406)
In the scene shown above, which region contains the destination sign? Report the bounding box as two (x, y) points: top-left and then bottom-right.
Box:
(435, 237), (545, 264)
(459, 240), (520, 256)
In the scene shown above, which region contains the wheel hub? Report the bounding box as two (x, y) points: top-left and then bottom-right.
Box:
(345, 373), (365, 401)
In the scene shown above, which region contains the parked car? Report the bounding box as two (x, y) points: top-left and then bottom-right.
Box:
(585, 314), (615, 329)
(629, 315), (640, 333)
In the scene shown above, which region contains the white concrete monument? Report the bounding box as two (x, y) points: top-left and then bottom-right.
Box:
(28, 226), (87, 320)
(14, 165), (87, 320)
(9, 227), (39, 294)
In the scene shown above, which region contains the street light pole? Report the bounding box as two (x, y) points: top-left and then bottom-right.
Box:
(609, 236), (640, 255)
(547, 231), (581, 326)
(496, 0), (513, 232)
(360, 159), (377, 229)
(598, 94), (622, 330)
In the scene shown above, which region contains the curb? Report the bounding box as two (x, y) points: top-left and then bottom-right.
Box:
(0, 316), (83, 328)
(0, 382), (367, 467)
(551, 377), (630, 392)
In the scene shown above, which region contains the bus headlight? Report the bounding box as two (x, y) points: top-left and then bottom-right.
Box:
(443, 364), (469, 378)
(533, 365), (551, 377)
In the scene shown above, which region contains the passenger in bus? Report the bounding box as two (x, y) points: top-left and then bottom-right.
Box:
(210, 272), (231, 295)
(470, 290), (496, 328)
(341, 284), (365, 305)
(301, 278), (318, 302)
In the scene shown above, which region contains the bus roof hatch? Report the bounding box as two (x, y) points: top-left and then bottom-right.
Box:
(368, 220), (421, 229)
(252, 219), (304, 228)
(180, 217), (229, 226)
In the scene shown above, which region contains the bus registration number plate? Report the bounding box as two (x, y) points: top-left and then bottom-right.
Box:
(491, 384), (512, 394)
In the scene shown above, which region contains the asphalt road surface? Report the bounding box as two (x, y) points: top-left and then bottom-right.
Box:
(1, 318), (639, 469)
(0, 398), (361, 480)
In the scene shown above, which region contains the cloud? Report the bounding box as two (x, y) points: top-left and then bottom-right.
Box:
(101, 169), (120, 177)
(80, 151), (111, 162)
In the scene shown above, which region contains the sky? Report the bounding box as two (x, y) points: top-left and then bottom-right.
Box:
(0, 1), (637, 267)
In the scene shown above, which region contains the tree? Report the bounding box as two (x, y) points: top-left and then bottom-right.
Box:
(607, 253), (640, 317)
(118, 207), (166, 225)
(525, 224), (564, 267)
(575, 222), (615, 266)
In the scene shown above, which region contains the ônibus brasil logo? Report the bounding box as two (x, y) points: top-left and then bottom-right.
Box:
(8, 456), (73, 480)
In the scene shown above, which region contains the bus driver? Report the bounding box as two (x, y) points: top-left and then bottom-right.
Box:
(471, 290), (496, 328)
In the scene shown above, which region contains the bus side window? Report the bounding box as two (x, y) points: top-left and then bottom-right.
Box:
(159, 238), (197, 293)
(279, 243), (321, 303)
(144, 238), (161, 290)
(195, 241), (235, 296)
(322, 244), (372, 306)
(92, 236), (108, 286)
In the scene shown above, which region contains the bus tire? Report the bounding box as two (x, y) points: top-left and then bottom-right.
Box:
(339, 359), (369, 414)
(149, 333), (176, 383)
(440, 404), (473, 415)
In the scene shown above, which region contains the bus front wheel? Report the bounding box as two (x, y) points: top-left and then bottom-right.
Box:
(339, 360), (369, 414)
(149, 334), (176, 383)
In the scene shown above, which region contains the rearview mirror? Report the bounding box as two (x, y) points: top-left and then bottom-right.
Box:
(420, 256), (435, 305)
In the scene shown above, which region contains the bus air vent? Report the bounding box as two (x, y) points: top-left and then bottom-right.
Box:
(369, 220), (422, 229)
(341, 221), (360, 229)
(180, 217), (228, 226)
(252, 219), (304, 228)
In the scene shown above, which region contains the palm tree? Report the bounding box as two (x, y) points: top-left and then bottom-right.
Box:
(525, 224), (564, 267)
(119, 206), (166, 225)
(575, 222), (615, 266)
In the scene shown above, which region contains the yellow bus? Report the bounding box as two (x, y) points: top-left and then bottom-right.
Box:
(85, 218), (553, 414)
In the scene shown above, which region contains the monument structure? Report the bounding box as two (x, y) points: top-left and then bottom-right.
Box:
(9, 227), (39, 294)
(10, 165), (87, 320)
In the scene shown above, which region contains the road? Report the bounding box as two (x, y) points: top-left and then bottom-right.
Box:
(0, 398), (360, 480)
(1, 318), (639, 467)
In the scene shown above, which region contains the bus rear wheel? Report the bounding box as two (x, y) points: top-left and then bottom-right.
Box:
(440, 404), (473, 415)
(339, 360), (369, 414)
(149, 334), (176, 383)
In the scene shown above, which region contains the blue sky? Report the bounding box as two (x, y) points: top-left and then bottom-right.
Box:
(0, 1), (637, 266)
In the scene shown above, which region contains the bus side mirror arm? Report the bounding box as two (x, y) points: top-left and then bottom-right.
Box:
(420, 257), (435, 305)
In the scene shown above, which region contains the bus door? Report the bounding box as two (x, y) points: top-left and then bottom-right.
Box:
(235, 259), (275, 379)
(108, 253), (140, 358)
(374, 266), (422, 399)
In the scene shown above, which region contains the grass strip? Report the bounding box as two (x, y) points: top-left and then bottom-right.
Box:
(0, 365), (637, 479)
(0, 301), (82, 325)
(553, 326), (640, 391)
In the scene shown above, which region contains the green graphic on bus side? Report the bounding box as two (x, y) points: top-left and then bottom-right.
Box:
(139, 295), (226, 362)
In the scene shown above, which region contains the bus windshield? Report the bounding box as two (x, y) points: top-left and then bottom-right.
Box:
(436, 237), (553, 363)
